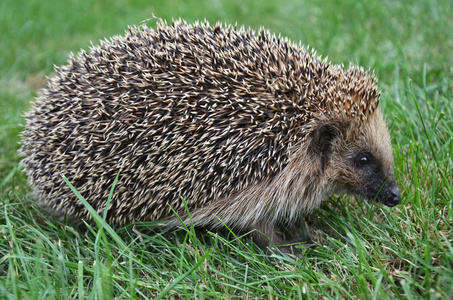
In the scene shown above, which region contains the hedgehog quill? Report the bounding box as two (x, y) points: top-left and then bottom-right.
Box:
(20, 19), (400, 253)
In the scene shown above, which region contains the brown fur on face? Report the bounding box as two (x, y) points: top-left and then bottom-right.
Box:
(317, 110), (400, 205)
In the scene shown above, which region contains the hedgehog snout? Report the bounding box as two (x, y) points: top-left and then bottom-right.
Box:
(381, 183), (401, 207)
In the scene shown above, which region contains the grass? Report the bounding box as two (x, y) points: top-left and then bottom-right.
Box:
(1, 0), (452, 298)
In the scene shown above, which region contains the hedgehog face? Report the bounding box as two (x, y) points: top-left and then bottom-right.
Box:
(349, 151), (401, 207)
(346, 113), (400, 207)
(312, 110), (401, 207)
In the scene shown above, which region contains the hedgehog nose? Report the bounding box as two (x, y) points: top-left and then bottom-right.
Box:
(384, 185), (401, 207)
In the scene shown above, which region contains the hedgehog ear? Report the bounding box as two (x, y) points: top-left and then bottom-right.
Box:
(310, 121), (341, 172)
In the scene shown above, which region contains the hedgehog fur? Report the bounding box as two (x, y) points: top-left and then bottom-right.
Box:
(20, 19), (401, 252)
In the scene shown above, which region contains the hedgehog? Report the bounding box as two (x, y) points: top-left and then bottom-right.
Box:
(20, 19), (401, 253)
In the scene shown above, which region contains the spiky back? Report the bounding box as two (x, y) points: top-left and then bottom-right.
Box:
(21, 19), (380, 225)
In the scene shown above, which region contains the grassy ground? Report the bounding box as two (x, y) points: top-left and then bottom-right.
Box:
(1, 0), (452, 298)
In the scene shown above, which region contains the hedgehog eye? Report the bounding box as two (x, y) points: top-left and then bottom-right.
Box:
(356, 154), (371, 167)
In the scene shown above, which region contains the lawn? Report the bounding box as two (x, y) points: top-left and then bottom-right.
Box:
(1, 0), (452, 298)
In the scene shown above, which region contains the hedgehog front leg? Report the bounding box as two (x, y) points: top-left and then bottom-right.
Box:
(248, 221), (304, 255)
